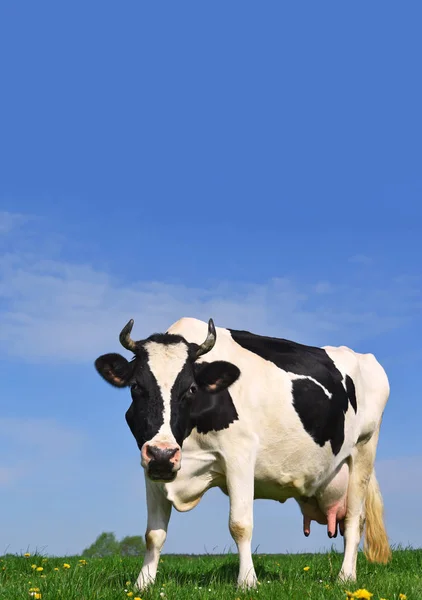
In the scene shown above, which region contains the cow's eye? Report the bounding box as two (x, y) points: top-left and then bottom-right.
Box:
(189, 384), (198, 395)
(131, 382), (140, 392)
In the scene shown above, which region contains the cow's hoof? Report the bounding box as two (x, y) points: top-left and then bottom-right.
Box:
(237, 574), (258, 589)
(337, 570), (356, 583)
(135, 574), (155, 591)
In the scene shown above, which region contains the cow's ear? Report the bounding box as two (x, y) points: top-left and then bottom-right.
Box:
(95, 353), (133, 388)
(194, 361), (240, 394)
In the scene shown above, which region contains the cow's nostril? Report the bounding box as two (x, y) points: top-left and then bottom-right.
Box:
(146, 445), (179, 462)
(146, 445), (160, 461)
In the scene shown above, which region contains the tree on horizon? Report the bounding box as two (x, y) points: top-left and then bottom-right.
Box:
(82, 532), (145, 557)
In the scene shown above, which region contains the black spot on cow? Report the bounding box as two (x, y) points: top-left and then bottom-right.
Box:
(124, 345), (167, 451)
(170, 361), (239, 443)
(228, 329), (358, 455)
(345, 375), (357, 413)
(185, 389), (239, 436)
(291, 378), (345, 455)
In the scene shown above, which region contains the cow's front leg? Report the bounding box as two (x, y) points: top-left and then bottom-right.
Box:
(226, 467), (257, 589)
(136, 477), (172, 591)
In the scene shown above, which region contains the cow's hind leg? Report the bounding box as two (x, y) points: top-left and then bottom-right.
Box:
(226, 464), (257, 589)
(339, 432), (391, 581)
(136, 477), (172, 591)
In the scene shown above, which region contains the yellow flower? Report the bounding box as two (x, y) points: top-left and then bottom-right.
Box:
(127, 593), (134, 598)
(134, 598), (142, 600)
(303, 565), (310, 571)
(125, 581), (131, 586)
(29, 588), (40, 593)
(79, 559), (87, 565)
(399, 595), (407, 600)
(54, 567), (59, 571)
(24, 552), (31, 558)
(34, 594), (42, 600)
(31, 564), (37, 569)
(63, 563), (71, 569)
(351, 590), (373, 599)
(36, 567), (43, 572)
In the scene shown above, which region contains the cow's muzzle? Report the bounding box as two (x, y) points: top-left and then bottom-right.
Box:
(141, 442), (181, 482)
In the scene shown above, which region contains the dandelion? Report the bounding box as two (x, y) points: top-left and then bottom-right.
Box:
(36, 567), (43, 572)
(134, 598), (142, 600)
(350, 590), (373, 599)
(34, 595), (42, 599)
(127, 593), (134, 598)
(79, 559), (87, 566)
(303, 566), (310, 571)
(24, 553), (31, 558)
(399, 595), (407, 600)
(54, 567), (59, 571)
(63, 563), (71, 569)
(29, 588), (40, 593)
(31, 564), (37, 569)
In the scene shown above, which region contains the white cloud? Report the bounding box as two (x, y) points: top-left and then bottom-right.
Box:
(0, 249), (419, 362)
(314, 281), (335, 294)
(0, 211), (32, 235)
(0, 214), (420, 363)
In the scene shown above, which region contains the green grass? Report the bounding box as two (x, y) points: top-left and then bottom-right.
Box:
(1, 549), (421, 599)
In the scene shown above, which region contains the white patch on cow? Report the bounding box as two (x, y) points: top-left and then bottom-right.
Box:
(144, 341), (189, 442)
(287, 373), (332, 398)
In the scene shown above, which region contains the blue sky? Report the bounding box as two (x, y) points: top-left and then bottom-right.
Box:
(1, 1), (421, 557)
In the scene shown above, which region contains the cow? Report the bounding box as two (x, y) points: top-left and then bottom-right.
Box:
(94, 317), (391, 590)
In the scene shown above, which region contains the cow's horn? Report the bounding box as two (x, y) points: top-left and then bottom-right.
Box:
(119, 319), (137, 352)
(195, 318), (217, 358)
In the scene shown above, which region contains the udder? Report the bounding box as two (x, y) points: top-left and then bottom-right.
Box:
(297, 461), (349, 538)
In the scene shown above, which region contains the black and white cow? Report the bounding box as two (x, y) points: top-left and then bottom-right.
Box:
(94, 317), (391, 589)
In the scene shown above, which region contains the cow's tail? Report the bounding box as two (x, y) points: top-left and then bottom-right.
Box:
(364, 470), (392, 564)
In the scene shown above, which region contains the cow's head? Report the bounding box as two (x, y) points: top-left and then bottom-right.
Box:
(94, 319), (240, 482)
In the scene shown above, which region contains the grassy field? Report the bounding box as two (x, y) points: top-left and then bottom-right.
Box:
(1, 549), (421, 600)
